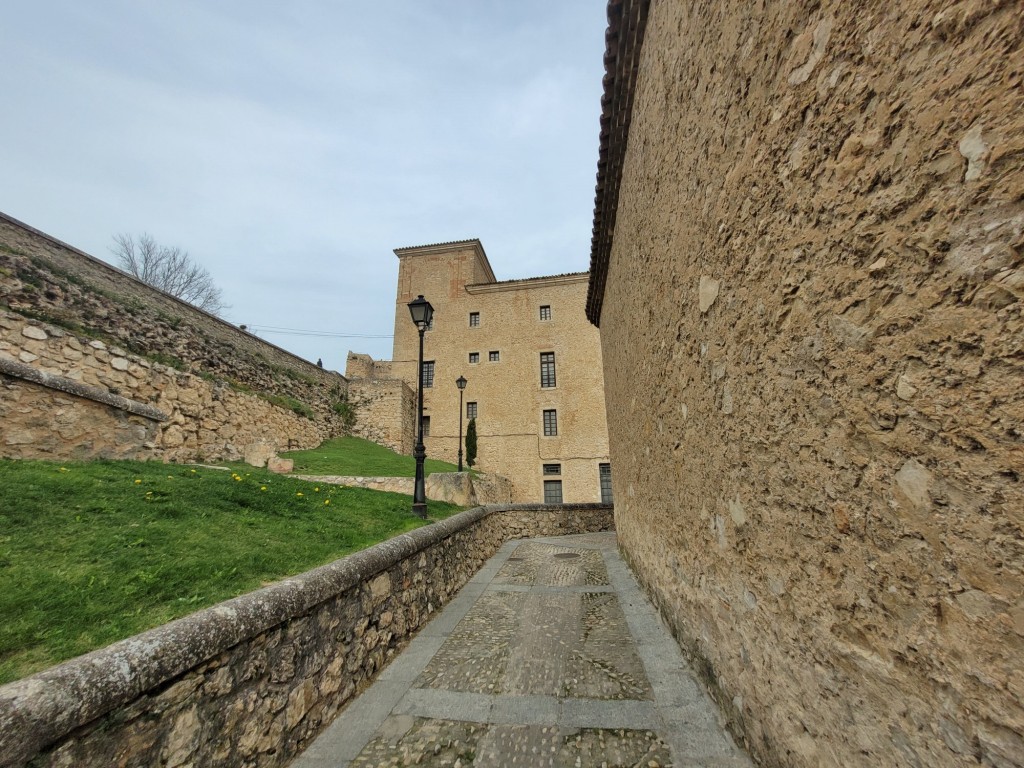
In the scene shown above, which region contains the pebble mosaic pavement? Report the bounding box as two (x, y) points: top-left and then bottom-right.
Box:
(292, 533), (753, 767)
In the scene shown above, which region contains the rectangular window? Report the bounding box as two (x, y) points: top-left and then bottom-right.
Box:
(467, 401), (477, 420)
(543, 480), (563, 504)
(540, 352), (556, 388)
(600, 463), (613, 504)
(469, 312), (480, 327)
(422, 360), (435, 388)
(469, 352), (479, 364)
(421, 415), (430, 437)
(543, 409), (558, 437)
(540, 305), (552, 321)
(489, 350), (500, 362)
(543, 463), (561, 475)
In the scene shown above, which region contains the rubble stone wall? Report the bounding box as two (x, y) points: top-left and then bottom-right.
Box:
(0, 213), (348, 423)
(0, 311), (335, 461)
(595, 1), (1023, 766)
(0, 504), (614, 768)
(347, 378), (416, 455)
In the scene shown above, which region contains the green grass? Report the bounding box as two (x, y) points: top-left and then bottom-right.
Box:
(0, 458), (462, 685)
(283, 435), (461, 477)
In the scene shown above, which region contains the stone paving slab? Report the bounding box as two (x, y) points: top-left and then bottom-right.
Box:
(291, 532), (753, 767)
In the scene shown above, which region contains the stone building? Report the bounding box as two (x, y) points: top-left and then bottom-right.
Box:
(348, 239), (611, 504)
(588, 1), (1023, 767)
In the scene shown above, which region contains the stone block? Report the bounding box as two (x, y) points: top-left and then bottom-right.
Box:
(267, 457), (294, 474)
(244, 441), (276, 468)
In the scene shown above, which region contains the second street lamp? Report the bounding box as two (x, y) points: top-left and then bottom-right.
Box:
(407, 294), (434, 519)
(456, 375), (467, 471)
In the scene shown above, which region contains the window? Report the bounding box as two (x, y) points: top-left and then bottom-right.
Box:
(543, 409), (558, 437)
(469, 352), (479, 364)
(540, 305), (552, 321)
(489, 350), (500, 362)
(543, 480), (563, 504)
(540, 352), (556, 388)
(469, 312), (480, 327)
(467, 401), (477, 419)
(600, 463), (613, 504)
(421, 415), (430, 437)
(421, 360), (435, 388)
(543, 463), (561, 475)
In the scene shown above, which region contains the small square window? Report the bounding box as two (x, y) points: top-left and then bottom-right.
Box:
(422, 360), (435, 387)
(489, 350), (500, 362)
(467, 401), (478, 419)
(543, 463), (561, 475)
(469, 352), (479, 364)
(543, 409), (558, 437)
(543, 480), (563, 504)
(540, 305), (552, 321)
(469, 312), (480, 327)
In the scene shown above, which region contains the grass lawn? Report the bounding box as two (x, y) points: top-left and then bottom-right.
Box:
(283, 435), (461, 477)
(0, 458), (462, 685)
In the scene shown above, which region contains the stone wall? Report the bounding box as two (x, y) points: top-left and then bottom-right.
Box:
(346, 352), (394, 380)
(347, 377), (416, 455)
(0, 503), (614, 768)
(294, 472), (514, 506)
(0, 310), (338, 461)
(0, 213), (348, 423)
(590, 1), (1023, 766)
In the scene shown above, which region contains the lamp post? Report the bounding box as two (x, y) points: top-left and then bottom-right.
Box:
(408, 294), (434, 519)
(456, 375), (467, 471)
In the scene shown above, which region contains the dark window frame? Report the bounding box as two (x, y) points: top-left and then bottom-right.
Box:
(467, 401), (478, 420)
(540, 305), (552, 321)
(469, 352), (479, 364)
(599, 463), (613, 504)
(540, 352), (556, 388)
(543, 463), (561, 475)
(542, 409), (558, 437)
(489, 350), (500, 362)
(543, 479), (563, 504)
(469, 312), (480, 327)
(422, 360), (435, 388)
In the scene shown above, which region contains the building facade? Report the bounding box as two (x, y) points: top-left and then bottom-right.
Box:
(349, 239), (610, 504)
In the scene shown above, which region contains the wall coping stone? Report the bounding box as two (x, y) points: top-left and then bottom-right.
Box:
(0, 354), (167, 422)
(0, 503), (612, 766)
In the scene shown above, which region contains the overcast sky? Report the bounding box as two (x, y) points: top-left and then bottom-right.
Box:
(1, 1), (607, 368)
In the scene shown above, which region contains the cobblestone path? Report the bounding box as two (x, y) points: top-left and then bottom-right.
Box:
(292, 532), (753, 767)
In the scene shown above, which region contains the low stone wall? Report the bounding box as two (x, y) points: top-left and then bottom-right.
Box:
(0, 310), (340, 462)
(295, 472), (514, 506)
(0, 504), (613, 768)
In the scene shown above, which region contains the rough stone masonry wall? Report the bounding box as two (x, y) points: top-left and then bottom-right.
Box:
(0, 310), (335, 461)
(347, 377), (416, 455)
(0, 213), (349, 423)
(598, 2), (1023, 767)
(0, 504), (613, 768)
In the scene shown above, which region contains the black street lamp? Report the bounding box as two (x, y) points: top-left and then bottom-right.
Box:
(408, 294), (434, 519)
(456, 375), (468, 471)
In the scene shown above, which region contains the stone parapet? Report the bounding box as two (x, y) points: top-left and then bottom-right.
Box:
(0, 504), (613, 768)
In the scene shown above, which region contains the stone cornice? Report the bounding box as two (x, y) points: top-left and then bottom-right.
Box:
(465, 272), (589, 295)
(586, 0), (651, 326)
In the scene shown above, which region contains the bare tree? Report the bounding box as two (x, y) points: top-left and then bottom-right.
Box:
(110, 233), (227, 315)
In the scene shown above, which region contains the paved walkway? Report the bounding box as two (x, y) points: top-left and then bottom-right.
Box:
(292, 532), (753, 767)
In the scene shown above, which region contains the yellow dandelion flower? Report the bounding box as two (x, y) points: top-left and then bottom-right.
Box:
(190, 469), (197, 474)
(134, 479), (142, 484)
(296, 492), (304, 497)
(59, 467), (69, 472)
(314, 487), (320, 492)
(324, 499), (330, 506)
(261, 486), (267, 491)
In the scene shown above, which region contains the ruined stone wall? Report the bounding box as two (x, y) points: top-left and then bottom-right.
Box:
(347, 378), (416, 455)
(0, 504), (613, 768)
(596, 1), (1023, 766)
(0, 310), (337, 461)
(346, 352), (394, 380)
(0, 213), (348, 422)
